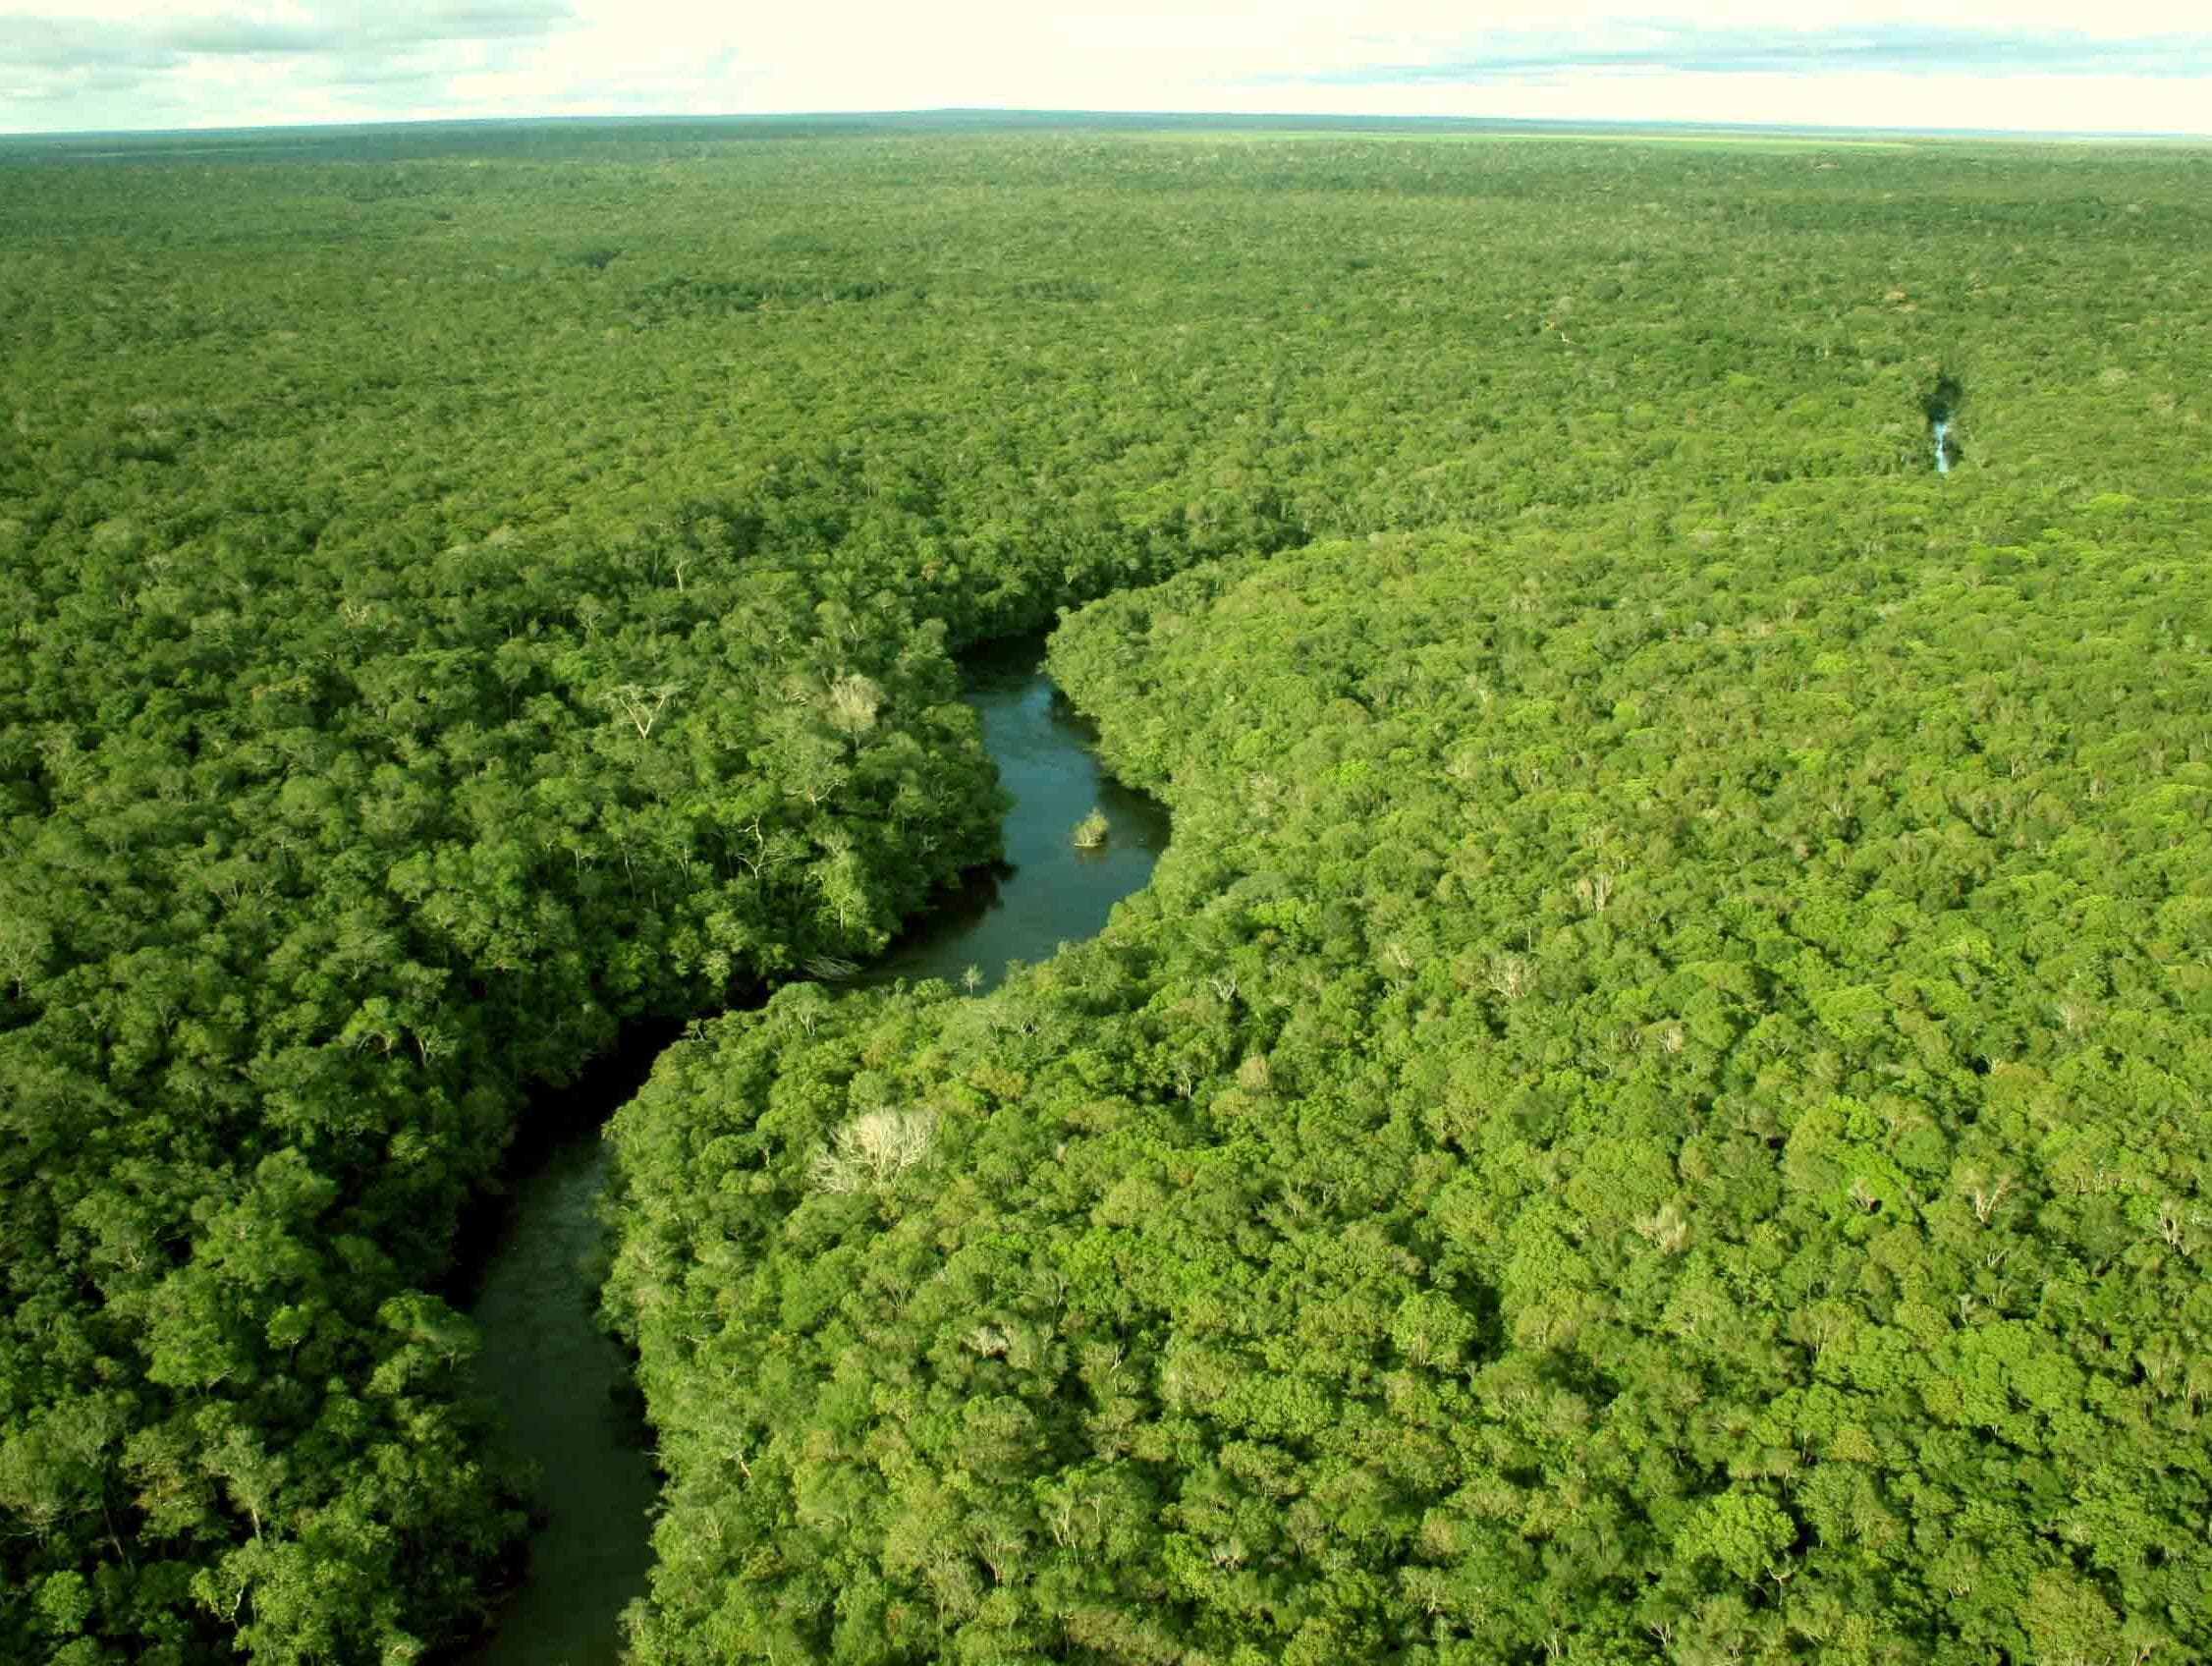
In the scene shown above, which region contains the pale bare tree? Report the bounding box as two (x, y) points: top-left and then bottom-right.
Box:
(604, 683), (680, 740)
(809, 1109), (937, 1194)
(825, 673), (882, 737)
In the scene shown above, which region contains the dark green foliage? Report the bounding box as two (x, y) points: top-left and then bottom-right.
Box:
(6, 120), (2210, 1660)
(1923, 370), (1964, 421)
(598, 136), (2201, 1665)
(612, 495), (2212, 1663)
(0, 522), (1003, 1658)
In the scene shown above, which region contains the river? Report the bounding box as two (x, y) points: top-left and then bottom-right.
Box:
(453, 634), (1168, 1664)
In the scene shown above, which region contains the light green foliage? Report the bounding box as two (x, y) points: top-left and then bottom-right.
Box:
(615, 497), (2212, 1661)
(598, 136), (2210, 1664)
(1679, 1490), (1797, 1583)
(8, 118), (2212, 1661)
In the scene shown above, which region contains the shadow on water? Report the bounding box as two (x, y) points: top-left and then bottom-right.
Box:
(1920, 371), (1963, 425)
(450, 631), (1166, 1663)
(449, 1021), (678, 1666)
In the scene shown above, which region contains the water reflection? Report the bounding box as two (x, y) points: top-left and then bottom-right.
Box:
(862, 634), (1169, 994)
(454, 631), (1167, 1662)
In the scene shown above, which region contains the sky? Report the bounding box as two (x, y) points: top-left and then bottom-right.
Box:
(3, 0), (2210, 138)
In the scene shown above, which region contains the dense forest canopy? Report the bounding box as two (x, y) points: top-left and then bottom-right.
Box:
(1, 119), (2208, 1662)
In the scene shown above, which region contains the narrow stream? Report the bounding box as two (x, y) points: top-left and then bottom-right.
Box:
(1927, 374), (1963, 476)
(453, 1032), (669, 1666)
(454, 634), (1168, 1664)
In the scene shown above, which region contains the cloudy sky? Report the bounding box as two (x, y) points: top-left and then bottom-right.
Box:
(3, 0), (2209, 136)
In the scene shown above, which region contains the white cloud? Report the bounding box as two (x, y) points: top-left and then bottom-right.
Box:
(2, 0), (2208, 133)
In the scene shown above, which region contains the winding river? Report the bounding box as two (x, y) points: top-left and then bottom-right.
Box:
(454, 635), (1168, 1665)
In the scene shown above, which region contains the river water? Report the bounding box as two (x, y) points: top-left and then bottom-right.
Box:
(454, 634), (1167, 1664)
(859, 634), (1169, 988)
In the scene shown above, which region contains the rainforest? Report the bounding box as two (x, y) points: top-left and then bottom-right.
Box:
(2, 115), (2209, 1665)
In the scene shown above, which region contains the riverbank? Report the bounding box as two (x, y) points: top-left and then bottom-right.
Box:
(453, 636), (1168, 1663)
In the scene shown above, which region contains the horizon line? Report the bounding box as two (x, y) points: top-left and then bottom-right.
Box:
(5, 105), (2210, 145)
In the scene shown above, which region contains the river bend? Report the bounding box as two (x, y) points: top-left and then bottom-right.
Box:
(456, 635), (1167, 1664)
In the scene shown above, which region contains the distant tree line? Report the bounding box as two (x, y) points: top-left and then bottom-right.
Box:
(3, 124), (2207, 1661)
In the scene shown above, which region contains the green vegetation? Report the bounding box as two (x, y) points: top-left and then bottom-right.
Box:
(618, 502), (2212, 1663)
(2, 117), (2209, 1662)
(1133, 130), (1921, 149)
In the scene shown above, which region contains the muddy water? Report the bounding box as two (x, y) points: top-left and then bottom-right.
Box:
(456, 634), (1165, 1664)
